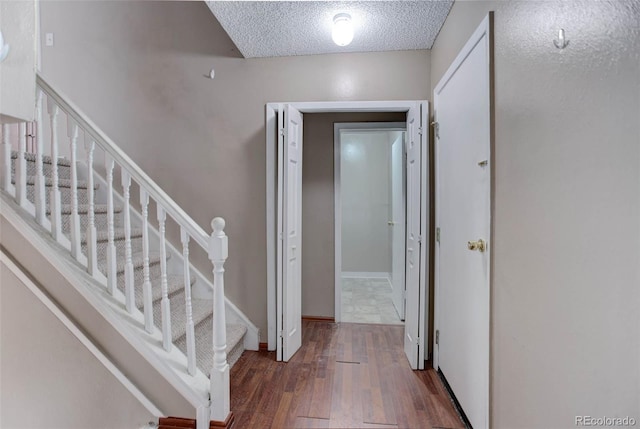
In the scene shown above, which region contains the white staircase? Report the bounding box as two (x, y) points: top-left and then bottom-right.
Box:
(0, 74), (257, 429)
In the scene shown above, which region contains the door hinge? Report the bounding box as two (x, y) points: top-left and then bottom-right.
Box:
(416, 336), (421, 346)
(279, 330), (284, 338)
(435, 329), (440, 345)
(418, 235), (422, 245)
(279, 128), (285, 136)
(436, 227), (440, 243)
(418, 126), (424, 136)
(431, 121), (439, 139)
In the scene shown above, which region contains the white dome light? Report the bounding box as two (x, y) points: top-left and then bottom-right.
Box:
(332, 13), (353, 47)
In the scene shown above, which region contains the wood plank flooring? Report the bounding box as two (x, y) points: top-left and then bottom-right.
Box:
(230, 320), (465, 429)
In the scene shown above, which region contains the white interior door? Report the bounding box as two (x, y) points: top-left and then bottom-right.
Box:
(434, 15), (492, 429)
(277, 104), (304, 362)
(404, 103), (427, 370)
(390, 134), (406, 320)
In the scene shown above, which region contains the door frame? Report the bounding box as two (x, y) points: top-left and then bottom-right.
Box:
(266, 101), (428, 353)
(433, 13), (493, 428)
(333, 122), (406, 323)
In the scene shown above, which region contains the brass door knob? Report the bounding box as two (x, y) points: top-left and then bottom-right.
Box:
(467, 239), (486, 252)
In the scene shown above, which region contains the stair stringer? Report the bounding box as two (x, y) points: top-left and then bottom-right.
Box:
(1, 192), (212, 420)
(86, 163), (260, 350)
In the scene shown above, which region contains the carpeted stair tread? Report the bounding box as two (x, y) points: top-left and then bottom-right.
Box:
(120, 274), (189, 312)
(175, 320), (247, 376)
(153, 295), (213, 343)
(114, 250), (165, 274)
(82, 227), (144, 244)
(12, 175), (97, 189)
(46, 203), (122, 215)
(135, 274), (191, 310)
(11, 151), (72, 166)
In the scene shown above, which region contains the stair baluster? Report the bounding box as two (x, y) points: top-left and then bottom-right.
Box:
(208, 217), (230, 422)
(67, 119), (82, 260)
(84, 137), (98, 276)
(121, 170), (135, 313)
(15, 123), (28, 208)
(0, 125), (11, 193)
(180, 228), (197, 376)
(35, 89), (46, 226)
(105, 154), (117, 296)
(141, 189), (154, 333)
(46, 98), (63, 243)
(157, 206), (172, 351)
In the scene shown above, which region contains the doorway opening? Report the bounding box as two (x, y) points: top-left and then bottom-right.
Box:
(334, 122), (406, 325)
(266, 101), (428, 369)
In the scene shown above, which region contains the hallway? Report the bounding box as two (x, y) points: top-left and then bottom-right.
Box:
(230, 320), (464, 428)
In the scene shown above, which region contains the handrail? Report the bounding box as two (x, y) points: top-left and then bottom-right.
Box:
(36, 73), (209, 249)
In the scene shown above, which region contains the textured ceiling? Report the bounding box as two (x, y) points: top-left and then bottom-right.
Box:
(205, 1), (454, 58)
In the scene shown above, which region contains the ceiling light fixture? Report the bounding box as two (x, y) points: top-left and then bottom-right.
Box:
(332, 13), (354, 47)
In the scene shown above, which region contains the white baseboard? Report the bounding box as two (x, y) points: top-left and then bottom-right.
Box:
(342, 271), (391, 281)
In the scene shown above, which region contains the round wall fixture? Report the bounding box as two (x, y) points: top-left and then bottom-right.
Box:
(332, 13), (354, 47)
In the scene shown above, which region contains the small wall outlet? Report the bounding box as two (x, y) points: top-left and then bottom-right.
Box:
(45, 33), (54, 47)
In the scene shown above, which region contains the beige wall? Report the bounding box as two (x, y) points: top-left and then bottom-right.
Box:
(0, 258), (156, 429)
(0, 0), (36, 123)
(301, 113), (405, 318)
(431, 1), (640, 427)
(341, 131), (393, 274)
(39, 1), (430, 338)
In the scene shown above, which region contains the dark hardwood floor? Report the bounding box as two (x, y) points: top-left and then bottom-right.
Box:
(230, 320), (465, 429)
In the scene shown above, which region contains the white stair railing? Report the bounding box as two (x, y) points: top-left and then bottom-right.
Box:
(15, 123), (27, 207)
(1, 125), (12, 192)
(47, 98), (63, 243)
(84, 137), (98, 277)
(0, 74), (231, 426)
(208, 218), (230, 422)
(35, 90), (46, 226)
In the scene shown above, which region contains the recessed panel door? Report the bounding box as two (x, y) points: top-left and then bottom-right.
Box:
(434, 15), (492, 429)
(391, 134), (406, 320)
(404, 104), (425, 370)
(279, 104), (303, 362)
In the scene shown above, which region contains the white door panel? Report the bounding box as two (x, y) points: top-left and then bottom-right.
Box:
(391, 134), (406, 320)
(403, 103), (427, 370)
(276, 108), (285, 361)
(279, 104), (303, 362)
(434, 15), (492, 429)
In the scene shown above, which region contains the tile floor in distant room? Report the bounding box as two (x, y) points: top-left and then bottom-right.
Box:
(341, 277), (404, 325)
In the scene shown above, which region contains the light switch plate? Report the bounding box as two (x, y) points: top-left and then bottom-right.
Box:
(45, 33), (54, 47)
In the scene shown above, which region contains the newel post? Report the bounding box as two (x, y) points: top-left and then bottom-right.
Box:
(208, 217), (230, 422)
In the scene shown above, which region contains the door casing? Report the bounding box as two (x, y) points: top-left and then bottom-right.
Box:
(266, 101), (429, 365)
